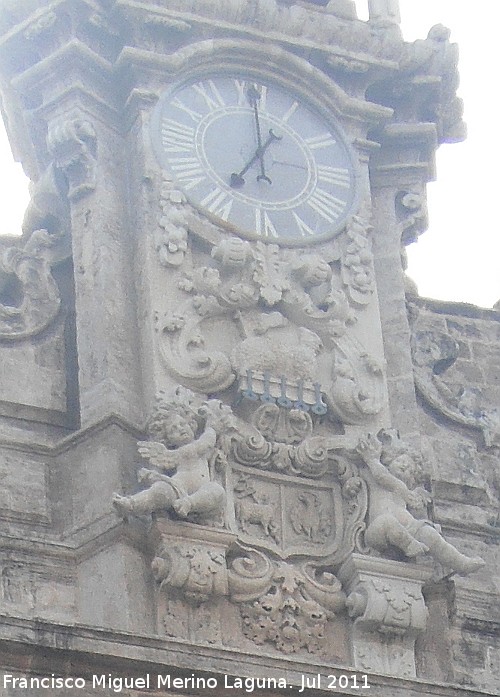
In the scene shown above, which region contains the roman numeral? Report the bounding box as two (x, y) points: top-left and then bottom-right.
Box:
(169, 157), (206, 190)
(255, 209), (278, 238)
(281, 100), (299, 124)
(256, 85), (267, 112)
(292, 212), (316, 237)
(161, 119), (195, 153)
(305, 133), (336, 150)
(171, 97), (203, 123)
(200, 187), (233, 220)
(193, 80), (226, 112)
(234, 79), (248, 106)
(317, 165), (351, 189)
(307, 188), (346, 223)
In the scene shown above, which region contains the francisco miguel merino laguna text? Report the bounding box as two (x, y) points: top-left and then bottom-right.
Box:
(3, 673), (291, 692)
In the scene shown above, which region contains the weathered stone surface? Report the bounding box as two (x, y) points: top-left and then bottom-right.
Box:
(0, 0), (497, 695)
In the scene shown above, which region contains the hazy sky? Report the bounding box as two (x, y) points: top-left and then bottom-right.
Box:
(0, 1), (497, 308)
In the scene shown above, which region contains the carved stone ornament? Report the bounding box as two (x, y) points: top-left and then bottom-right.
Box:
(356, 430), (485, 575)
(410, 313), (500, 448)
(396, 189), (428, 246)
(47, 118), (97, 200)
(226, 550), (346, 655)
(0, 229), (61, 340)
(0, 148), (72, 341)
(156, 176), (189, 267)
(112, 383), (484, 658)
(337, 215), (376, 305)
(234, 560), (346, 655)
(112, 387), (229, 524)
(156, 217), (385, 425)
(399, 24), (466, 144)
(339, 554), (431, 678)
(150, 522), (235, 605)
(112, 384), (371, 653)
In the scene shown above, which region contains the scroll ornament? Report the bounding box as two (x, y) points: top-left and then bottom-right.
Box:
(411, 321), (500, 448)
(0, 229), (61, 340)
(157, 221), (385, 423)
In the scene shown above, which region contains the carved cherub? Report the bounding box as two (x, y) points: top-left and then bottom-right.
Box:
(112, 388), (230, 521)
(357, 433), (485, 574)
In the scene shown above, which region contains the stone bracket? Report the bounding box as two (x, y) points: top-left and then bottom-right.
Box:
(339, 554), (432, 678)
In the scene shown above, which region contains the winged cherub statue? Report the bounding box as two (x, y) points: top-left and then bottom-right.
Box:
(113, 387), (229, 521)
(357, 432), (484, 575)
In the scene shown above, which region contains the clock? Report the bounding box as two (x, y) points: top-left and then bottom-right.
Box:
(151, 74), (359, 244)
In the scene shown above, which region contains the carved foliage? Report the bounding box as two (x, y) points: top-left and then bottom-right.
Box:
(153, 544), (228, 604)
(157, 223), (384, 423)
(238, 562), (343, 654)
(229, 553), (345, 655)
(339, 555), (432, 678)
(346, 577), (427, 636)
(338, 215), (376, 305)
(156, 176), (189, 267)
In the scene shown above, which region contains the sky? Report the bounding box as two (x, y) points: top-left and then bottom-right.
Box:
(0, 1), (498, 308)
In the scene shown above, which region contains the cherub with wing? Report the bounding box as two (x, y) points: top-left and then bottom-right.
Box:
(357, 431), (484, 574)
(113, 387), (230, 520)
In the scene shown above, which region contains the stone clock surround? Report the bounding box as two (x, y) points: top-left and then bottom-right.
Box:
(0, 1), (498, 695)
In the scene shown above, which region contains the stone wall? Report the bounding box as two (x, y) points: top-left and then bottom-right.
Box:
(0, 1), (498, 696)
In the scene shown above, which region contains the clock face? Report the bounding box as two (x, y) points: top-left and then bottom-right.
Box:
(151, 74), (359, 244)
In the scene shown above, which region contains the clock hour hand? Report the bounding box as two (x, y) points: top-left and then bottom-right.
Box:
(230, 129), (282, 188)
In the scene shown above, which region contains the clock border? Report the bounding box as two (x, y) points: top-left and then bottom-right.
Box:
(149, 43), (367, 247)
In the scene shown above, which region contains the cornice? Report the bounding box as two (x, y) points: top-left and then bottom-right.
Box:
(11, 37), (115, 105)
(0, 615), (494, 697)
(116, 0), (400, 73)
(116, 39), (394, 128)
(0, 413), (143, 456)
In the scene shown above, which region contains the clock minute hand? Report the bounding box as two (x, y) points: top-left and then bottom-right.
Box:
(230, 129), (282, 188)
(250, 89), (271, 184)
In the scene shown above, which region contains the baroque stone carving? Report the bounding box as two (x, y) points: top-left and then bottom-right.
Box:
(152, 544), (228, 604)
(156, 176), (189, 267)
(234, 476), (280, 543)
(47, 118), (97, 200)
(356, 431), (485, 574)
(157, 222), (385, 423)
(338, 215), (376, 305)
(399, 25), (466, 144)
(126, 380), (375, 654)
(339, 554), (431, 678)
(236, 561), (345, 655)
(224, 406), (368, 563)
(411, 318), (500, 447)
(0, 229), (61, 340)
(289, 491), (333, 543)
(113, 387), (228, 522)
(0, 150), (71, 342)
(396, 189), (428, 246)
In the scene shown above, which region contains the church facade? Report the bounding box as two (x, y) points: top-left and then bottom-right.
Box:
(0, 1), (499, 695)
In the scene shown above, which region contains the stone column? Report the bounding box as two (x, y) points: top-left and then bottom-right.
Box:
(369, 124), (437, 437)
